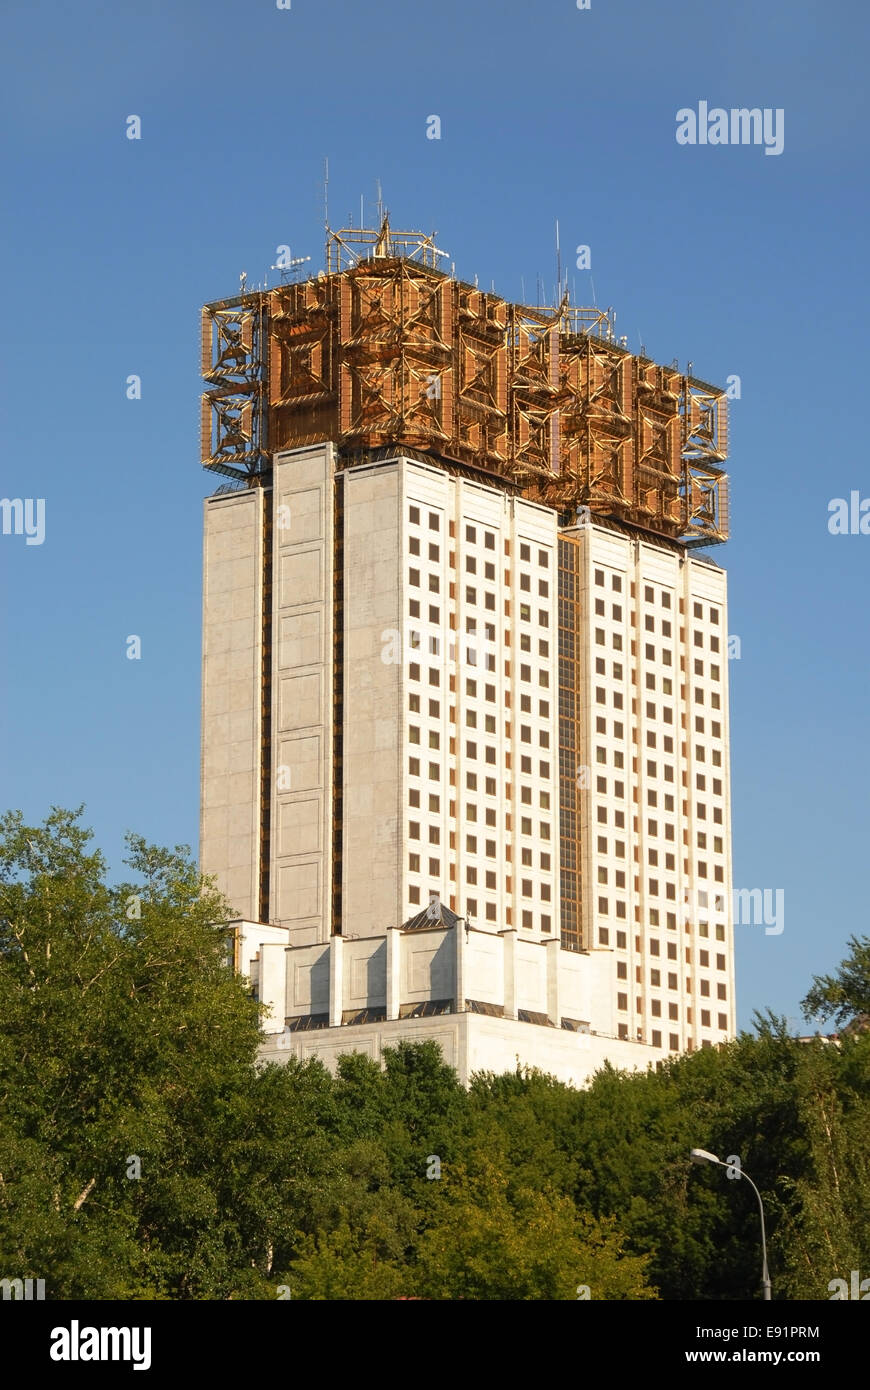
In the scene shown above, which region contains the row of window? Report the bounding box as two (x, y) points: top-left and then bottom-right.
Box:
(408, 777), (551, 805)
(593, 598), (722, 642)
(409, 504), (550, 565)
(593, 569), (722, 622)
(409, 819), (552, 846)
(617, 1000), (729, 1033)
(405, 884), (553, 934)
(617, 970), (728, 995)
(615, 942), (727, 967)
(600, 921), (728, 946)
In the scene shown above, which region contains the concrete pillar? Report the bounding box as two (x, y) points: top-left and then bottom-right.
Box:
(329, 933), (343, 1027)
(546, 936), (561, 1027)
(259, 944), (286, 1034)
(502, 929), (518, 1020)
(386, 927), (402, 1020)
(454, 918), (468, 1013)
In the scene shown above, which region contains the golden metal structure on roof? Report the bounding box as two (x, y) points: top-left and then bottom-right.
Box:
(201, 219), (728, 545)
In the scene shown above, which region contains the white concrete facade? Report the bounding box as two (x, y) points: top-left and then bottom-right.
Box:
(201, 443), (735, 1088)
(340, 456), (559, 941)
(271, 446), (336, 946)
(563, 522), (736, 1052)
(234, 916), (659, 1086)
(200, 486), (265, 922)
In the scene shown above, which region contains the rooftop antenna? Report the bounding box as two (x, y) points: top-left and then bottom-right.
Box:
(271, 252), (311, 284)
(520, 275), (526, 303)
(323, 156), (329, 235)
(590, 275), (598, 306)
(239, 270), (247, 295)
(555, 218), (561, 304)
(376, 178), (383, 224)
(360, 193), (364, 228)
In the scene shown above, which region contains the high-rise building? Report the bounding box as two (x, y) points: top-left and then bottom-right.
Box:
(199, 220), (734, 1086)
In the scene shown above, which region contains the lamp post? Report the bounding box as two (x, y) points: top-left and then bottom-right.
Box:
(690, 1148), (772, 1300)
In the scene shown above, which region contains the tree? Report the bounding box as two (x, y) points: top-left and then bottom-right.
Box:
(0, 808), (332, 1298)
(801, 935), (870, 1029)
(413, 1156), (656, 1300)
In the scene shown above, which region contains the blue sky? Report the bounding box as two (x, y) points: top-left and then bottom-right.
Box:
(1, 0), (867, 1031)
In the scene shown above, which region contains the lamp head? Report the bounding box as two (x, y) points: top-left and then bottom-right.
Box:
(690, 1147), (721, 1165)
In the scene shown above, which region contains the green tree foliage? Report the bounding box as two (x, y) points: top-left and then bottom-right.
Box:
(1, 808), (867, 1300)
(0, 808), (334, 1298)
(801, 933), (870, 1028)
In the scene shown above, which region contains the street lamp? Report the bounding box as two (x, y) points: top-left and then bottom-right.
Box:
(690, 1148), (772, 1300)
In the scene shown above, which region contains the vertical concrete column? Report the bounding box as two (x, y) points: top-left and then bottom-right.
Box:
(259, 944), (286, 1034)
(454, 918), (467, 1013)
(502, 928), (518, 1020)
(329, 933), (344, 1027)
(546, 936), (561, 1027)
(386, 927), (402, 1021)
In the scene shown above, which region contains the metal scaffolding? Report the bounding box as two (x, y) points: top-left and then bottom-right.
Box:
(201, 218), (729, 544)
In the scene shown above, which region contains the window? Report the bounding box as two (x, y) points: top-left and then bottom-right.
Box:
(429, 512), (439, 530)
(410, 506), (420, 524)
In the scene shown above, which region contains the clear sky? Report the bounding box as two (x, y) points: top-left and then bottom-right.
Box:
(1, 0), (867, 1032)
